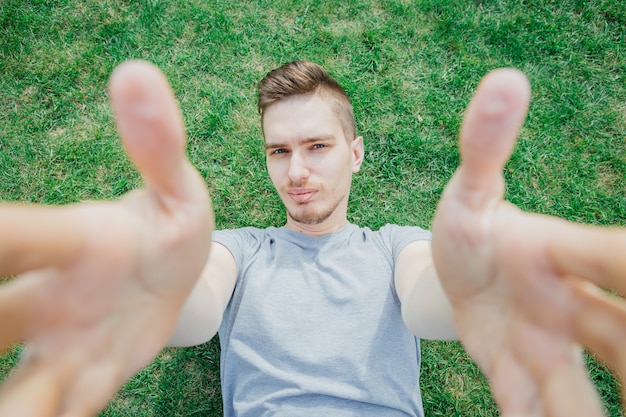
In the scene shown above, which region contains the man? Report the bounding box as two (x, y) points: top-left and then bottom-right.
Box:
(0, 60), (624, 417)
(168, 60), (456, 416)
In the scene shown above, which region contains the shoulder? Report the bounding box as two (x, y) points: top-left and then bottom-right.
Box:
(347, 223), (431, 262)
(211, 227), (278, 263)
(373, 224), (431, 255)
(213, 227), (267, 241)
(213, 226), (286, 244)
(376, 223), (431, 238)
(375, 224), (432, 260)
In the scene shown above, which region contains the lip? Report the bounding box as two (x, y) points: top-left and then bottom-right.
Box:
(287, 188), (317, 203)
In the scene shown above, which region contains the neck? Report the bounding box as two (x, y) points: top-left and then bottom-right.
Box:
(284, 211), (348, 237)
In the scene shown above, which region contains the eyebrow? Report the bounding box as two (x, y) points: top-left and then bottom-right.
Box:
(265, 135), (336, 150)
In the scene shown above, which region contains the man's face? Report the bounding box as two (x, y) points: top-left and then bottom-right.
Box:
(263, 93), (363, 229)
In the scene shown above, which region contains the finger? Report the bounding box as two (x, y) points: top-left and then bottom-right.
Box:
(541, 356), (604, 417)
(454, 69), (530, 207)
(0, 204), (85, 276)
(544, 218), (626, 294)
(0, 279), (34, 351)
(572, 282), (626, 386)
(489, 351), (542, 416)
(0, 364), (61, 417)
(0, 269), (62, 353)
(59, 360), (122, 417)
(109, 60), (205, 203)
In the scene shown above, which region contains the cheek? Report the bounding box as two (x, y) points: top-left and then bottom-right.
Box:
(327, 160), (354, 192)
(266, 161), (284, 188)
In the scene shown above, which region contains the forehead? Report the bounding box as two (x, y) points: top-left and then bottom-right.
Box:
(262, 93), (345, 144)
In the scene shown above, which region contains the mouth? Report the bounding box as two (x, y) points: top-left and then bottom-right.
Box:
(287, 189), (317, 204)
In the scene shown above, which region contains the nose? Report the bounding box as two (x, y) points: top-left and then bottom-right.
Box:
(287, 151), (310, 183)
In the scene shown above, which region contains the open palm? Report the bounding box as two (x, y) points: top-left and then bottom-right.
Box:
(0, 61), (213, 417)
(432, 69), (610, 416)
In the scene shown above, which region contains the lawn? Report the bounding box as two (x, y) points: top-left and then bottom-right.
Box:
(1, 0), (625, 415)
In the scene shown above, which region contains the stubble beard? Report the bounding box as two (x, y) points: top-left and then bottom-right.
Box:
(286, 201), (340, 225)
(282, 178), (351, 226)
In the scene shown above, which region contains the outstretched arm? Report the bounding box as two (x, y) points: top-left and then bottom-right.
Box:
(395, 240), (457, 341)
(167, 241), (237, 347)
(432, 68), (626, 416)
(0, 61), (215, 417)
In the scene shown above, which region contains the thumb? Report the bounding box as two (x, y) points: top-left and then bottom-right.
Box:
(454, 69), (531, 207)
(108, 60), (199, 202)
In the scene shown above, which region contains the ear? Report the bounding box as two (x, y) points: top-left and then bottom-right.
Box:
(351, 136), (364, 173)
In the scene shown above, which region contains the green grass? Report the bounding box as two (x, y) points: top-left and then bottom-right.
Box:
(1, 0), (625, 415)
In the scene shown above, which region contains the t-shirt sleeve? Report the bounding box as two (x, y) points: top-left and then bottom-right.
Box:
(379, 224), (432, 261)
(212, 227), (263, 272)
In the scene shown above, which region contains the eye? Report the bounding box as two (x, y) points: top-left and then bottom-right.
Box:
(270, 148), (288, 156)
(311, 143), (327, 150)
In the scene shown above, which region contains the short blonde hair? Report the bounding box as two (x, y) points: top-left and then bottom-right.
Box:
(258, 60), (356, 141)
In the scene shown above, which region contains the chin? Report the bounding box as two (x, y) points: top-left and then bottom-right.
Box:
(287, 206), (336, 225)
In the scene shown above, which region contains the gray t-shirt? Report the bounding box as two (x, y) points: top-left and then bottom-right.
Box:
(213, 223), (431, 417)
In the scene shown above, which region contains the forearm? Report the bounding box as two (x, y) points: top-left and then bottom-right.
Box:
(401, 263), (458, 340)
(167, 275), (223, 347)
